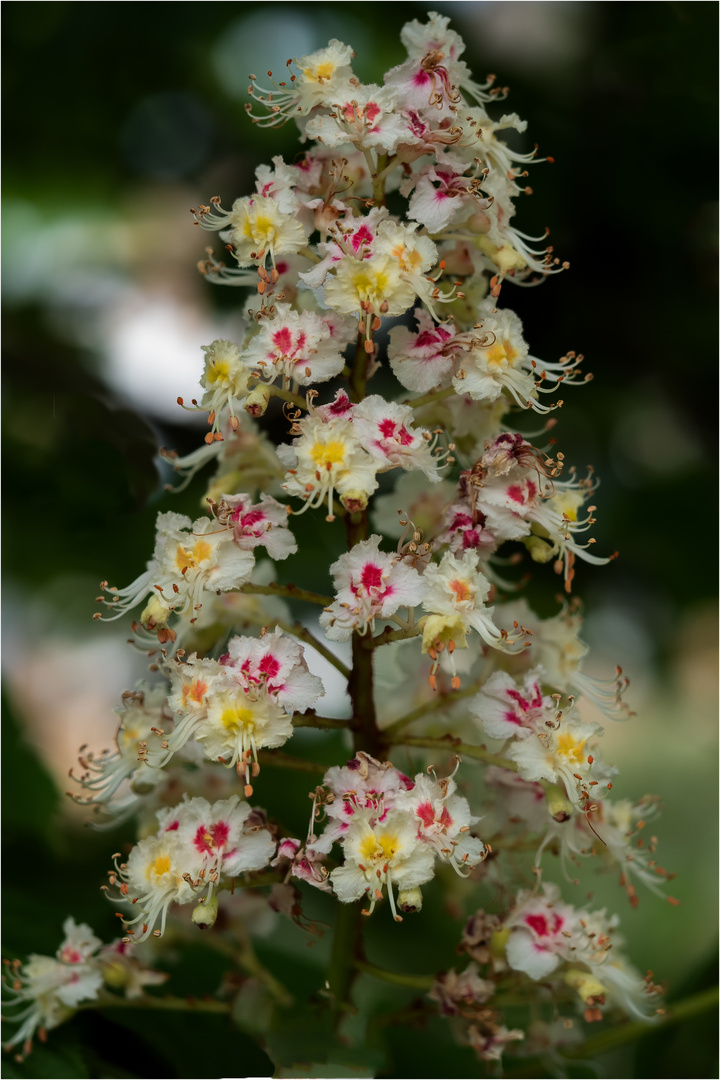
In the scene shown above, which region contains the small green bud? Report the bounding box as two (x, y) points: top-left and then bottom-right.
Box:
(244, 385), (271, 417)
(490, 926), (510, 959)
(192, 895), (219, 930)
(545, 784), (573, 822)
(102, 959), (130, 990)
(397, 887), (423, 914)
(564, 967), (607, 1003)
(523, 535), (555, 563)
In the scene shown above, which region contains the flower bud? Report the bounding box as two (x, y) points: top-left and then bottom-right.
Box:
(140, 593), (170, 630)
(244, 385), (271, 417)
(192, 895), (219, 930)
(490, 927), (510, 960)
(101, 959), (131, 990)
(563, 968), (607, 1004)
(397, 887), (423, 914)
(523, 535), (555, 564)
(545, 784), (573, 823)
(339, 490), (369, 514)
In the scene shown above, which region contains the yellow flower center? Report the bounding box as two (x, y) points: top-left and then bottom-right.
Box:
(240, 207), (279, 248)
(555, 732), (586, 764)
(485, 339), (518, 369)
(182, 679), (208, 707)
(310, 440), (346, 468)
(146, 853), (172, 881)
(118, 725), (140, 751)
(348, 261), (392, 305)
(358, 830), (399, 864)
(219, 703), (257, 733)
(175, 539), (212, 574)
(304, 60), (335, 82)
(205, 359), (231, 386)
(449, 578), (474, 603)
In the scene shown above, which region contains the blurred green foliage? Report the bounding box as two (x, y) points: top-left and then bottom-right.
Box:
(2, 3), (717, 1077)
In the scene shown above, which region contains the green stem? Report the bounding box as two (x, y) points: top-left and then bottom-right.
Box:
(501, 986), (720, 1078)
(349, 335), (369, 404)
(369, 622), (425, 648)
(382, 676), (488, 736)
(371, 152), (388, 206)
(349, 633), (382, 758)
(293, 712), (353, 730)
(403, 385), (457, 411)
(83, 993), (232, 1015)
(246, 379), (307, 411)
(375, 155), (400, 186)
(257, 750), (327, 776)
(327, 901), (363, 1021)
(382, 733), (518, 772)
(240, 582), (333, 607)
(355, 959), (434, 990)
(566, 985), (720, 1060)
(278, 620), (351, 680)
(230, 871), (283, 890)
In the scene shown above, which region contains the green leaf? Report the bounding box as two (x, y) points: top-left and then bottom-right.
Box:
(232, 977), (276, 1035)
(1, 686), (59, 843)
(276, 1065), (375, 1079)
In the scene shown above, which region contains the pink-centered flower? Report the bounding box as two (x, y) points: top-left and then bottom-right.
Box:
(320, 535), (426, 640)
(505, 882), (579, 979)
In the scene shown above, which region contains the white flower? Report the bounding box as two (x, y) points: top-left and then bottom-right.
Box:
(494, 598), (632, 721)
(221, 492), (297, 560)
(330, 808), (436, 920)
(322, 219), (439, 323)
(388, 309), (455, 393)
(396, 769), (487, 875)
(246, 40), (356, 125)
(164, 629), (322, 791)
(324, 250), (417, 319)
(242, 303), (356, 387)
(169, 794), (276, 879)
(221, 627), (325, 714)
(504, 882), (579, 979)
(352, 396), (447, 481)
(278, 412), (379, 519)
(199, 339), (254, 437)
(469, 669), (552, 741)
(2, 919), (103, 1052)
(306, 84), (409, 155)
(507, 708), (615, 810)
(310, 751), (413, 856)
(108, 796), (275, 940)
(69, 684), (171, 806)
(97, 511), (255, 645)
(406, 160), (489, 233)
(206, 194), (308, 269)
(320, 535), (426, 640)
(421, 550), (524, 668)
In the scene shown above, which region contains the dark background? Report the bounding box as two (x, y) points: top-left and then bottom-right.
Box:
(2, 3), (717, 1077)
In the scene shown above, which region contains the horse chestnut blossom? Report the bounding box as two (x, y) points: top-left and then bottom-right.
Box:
(5, 13), (676, 1074)
(320, 535), (425, 639)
